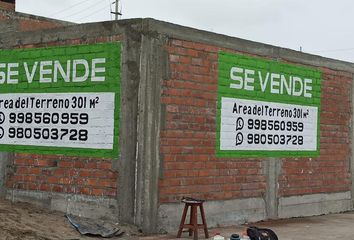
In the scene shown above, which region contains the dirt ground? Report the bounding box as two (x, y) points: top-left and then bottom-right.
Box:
(3, 198), (354, 240)
(143, 212), (354, 240)
(0, 199), (140, 240)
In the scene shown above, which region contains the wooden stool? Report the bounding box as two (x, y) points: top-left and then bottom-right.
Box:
(177, 197), (209, 240)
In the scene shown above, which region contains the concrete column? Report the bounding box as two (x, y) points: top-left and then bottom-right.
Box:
(117, 23), (142, 224)
(264, 158), (281, 219)
(351, 73), (354, 208)
(0, 153), (12, 198)
(135, 20), (167, 233)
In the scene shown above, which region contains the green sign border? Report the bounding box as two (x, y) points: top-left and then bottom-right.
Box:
(217, 51), (321, 158)
(0, 42), (121, 158)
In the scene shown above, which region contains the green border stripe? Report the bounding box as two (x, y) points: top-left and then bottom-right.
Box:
(217, 51), (321, 158)
(0, 42), (121, 158)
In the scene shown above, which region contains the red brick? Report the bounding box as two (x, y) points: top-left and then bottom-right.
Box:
(28, 167), (41, 175)
(74, 160), (85, 168)
(47, 177), (58, 184)
(98, 180), (117, 188)
(85, 161), (97, 169)
(14, 158), (35, 166)
(66, 169), (78, 177)
(52, 185), (64, 193)
(104, 189), (117, 197)
(97, 162), (112, 170)
(39, 184), (51, 192)
(13, 175), (24, 182)
(91, 188), (105, 196)
(35, 159), (57, 167)
(77, 187), (91, 195)
(27, 183), (38, 191)
(79, 170), (92, 178)
(86, 178), (98, 187)
(16, 167), (28, 174)
(58, 160), (74, 168)
(53, 169), (65, 176)
(59, 177), (72, 185)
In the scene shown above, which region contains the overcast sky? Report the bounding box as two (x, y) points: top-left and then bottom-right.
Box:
(16, 0), (354, 63)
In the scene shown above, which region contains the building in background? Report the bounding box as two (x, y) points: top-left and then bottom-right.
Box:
(0, 0), (71, 32)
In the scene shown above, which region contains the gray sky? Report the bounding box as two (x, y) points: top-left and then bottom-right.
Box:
(16, 0), (354, 63)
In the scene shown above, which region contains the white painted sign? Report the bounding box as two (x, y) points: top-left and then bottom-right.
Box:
(0, 92), (115, 149)
(220, 97), (318, 151)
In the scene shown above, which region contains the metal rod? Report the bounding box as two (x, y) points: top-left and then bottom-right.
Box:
(115, 0), (118, 20)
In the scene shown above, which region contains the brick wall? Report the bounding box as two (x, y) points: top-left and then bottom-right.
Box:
(5, 36), (122, 198)
(159, 38), (352, 203)
(0, 6), (69, 32)
(160, 39), (266, 203)
(279, 69), (352, 197)
(6, 154), (117, 197)
(0, 1), (14, 11)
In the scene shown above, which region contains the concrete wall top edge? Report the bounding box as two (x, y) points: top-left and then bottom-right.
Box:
(4, 9), (73, 25)
(0, 18), (144, 48)
(144, 18), (354, 73)
(1, 16), (353, 73)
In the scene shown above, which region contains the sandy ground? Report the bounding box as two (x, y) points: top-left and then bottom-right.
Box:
(143, 212), (354, 240)
(0, 199), (140, 240)
(3, 198), (354, 240)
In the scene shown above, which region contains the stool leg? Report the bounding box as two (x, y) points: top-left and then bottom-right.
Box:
(189, 205), (193, 236)
(199, 204), (209, 238)
(177, 204), (189, 238)
(192, 205), (198, 240)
